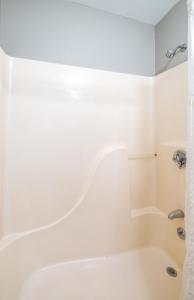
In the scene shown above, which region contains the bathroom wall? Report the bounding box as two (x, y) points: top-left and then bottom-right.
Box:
(0, 0), (188, 76)
(0, 0), (155, 76)
(155, 0), (188, 74)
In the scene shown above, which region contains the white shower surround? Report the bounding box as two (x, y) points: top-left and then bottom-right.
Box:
(0, 49), (156, 300)
(0, 47), (187, 299)
(1, 51), (155, 234)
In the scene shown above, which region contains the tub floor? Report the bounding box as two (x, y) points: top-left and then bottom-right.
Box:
(20, 247), (181, 300)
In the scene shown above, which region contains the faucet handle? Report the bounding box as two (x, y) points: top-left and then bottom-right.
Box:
(172, 150), (186, 169)
(168, 209), (184, 220)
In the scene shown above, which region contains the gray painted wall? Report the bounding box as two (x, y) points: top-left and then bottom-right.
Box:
(0, 0), (188, 76)
(0, 0), (155, 76)
(155, 0), (188, 74)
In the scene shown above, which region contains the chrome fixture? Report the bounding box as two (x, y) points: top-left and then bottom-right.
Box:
(168, 209), (184, 220)
(166, 266), (178, 278)
(177, 227), (186, 240)
(166, 43), (187, 59)
(173, 150), (186, 169)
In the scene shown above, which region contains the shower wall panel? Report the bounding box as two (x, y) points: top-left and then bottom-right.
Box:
(0, 50), (155, 236)
(0, 50), (156, 300)
(155, 62), (187, 214)
(155, 62), (187, 265)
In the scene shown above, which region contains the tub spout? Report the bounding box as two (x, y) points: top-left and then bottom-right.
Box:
(168, 209), (184, 220)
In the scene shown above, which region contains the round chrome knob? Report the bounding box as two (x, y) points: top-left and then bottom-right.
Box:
(173, 150), (186, 168)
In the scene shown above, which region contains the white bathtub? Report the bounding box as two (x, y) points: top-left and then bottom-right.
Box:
(20, 247), (181, 300)
(0, 207), (185, 300)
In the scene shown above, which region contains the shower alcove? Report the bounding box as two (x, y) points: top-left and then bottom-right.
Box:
(0, 47), (187, 299)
